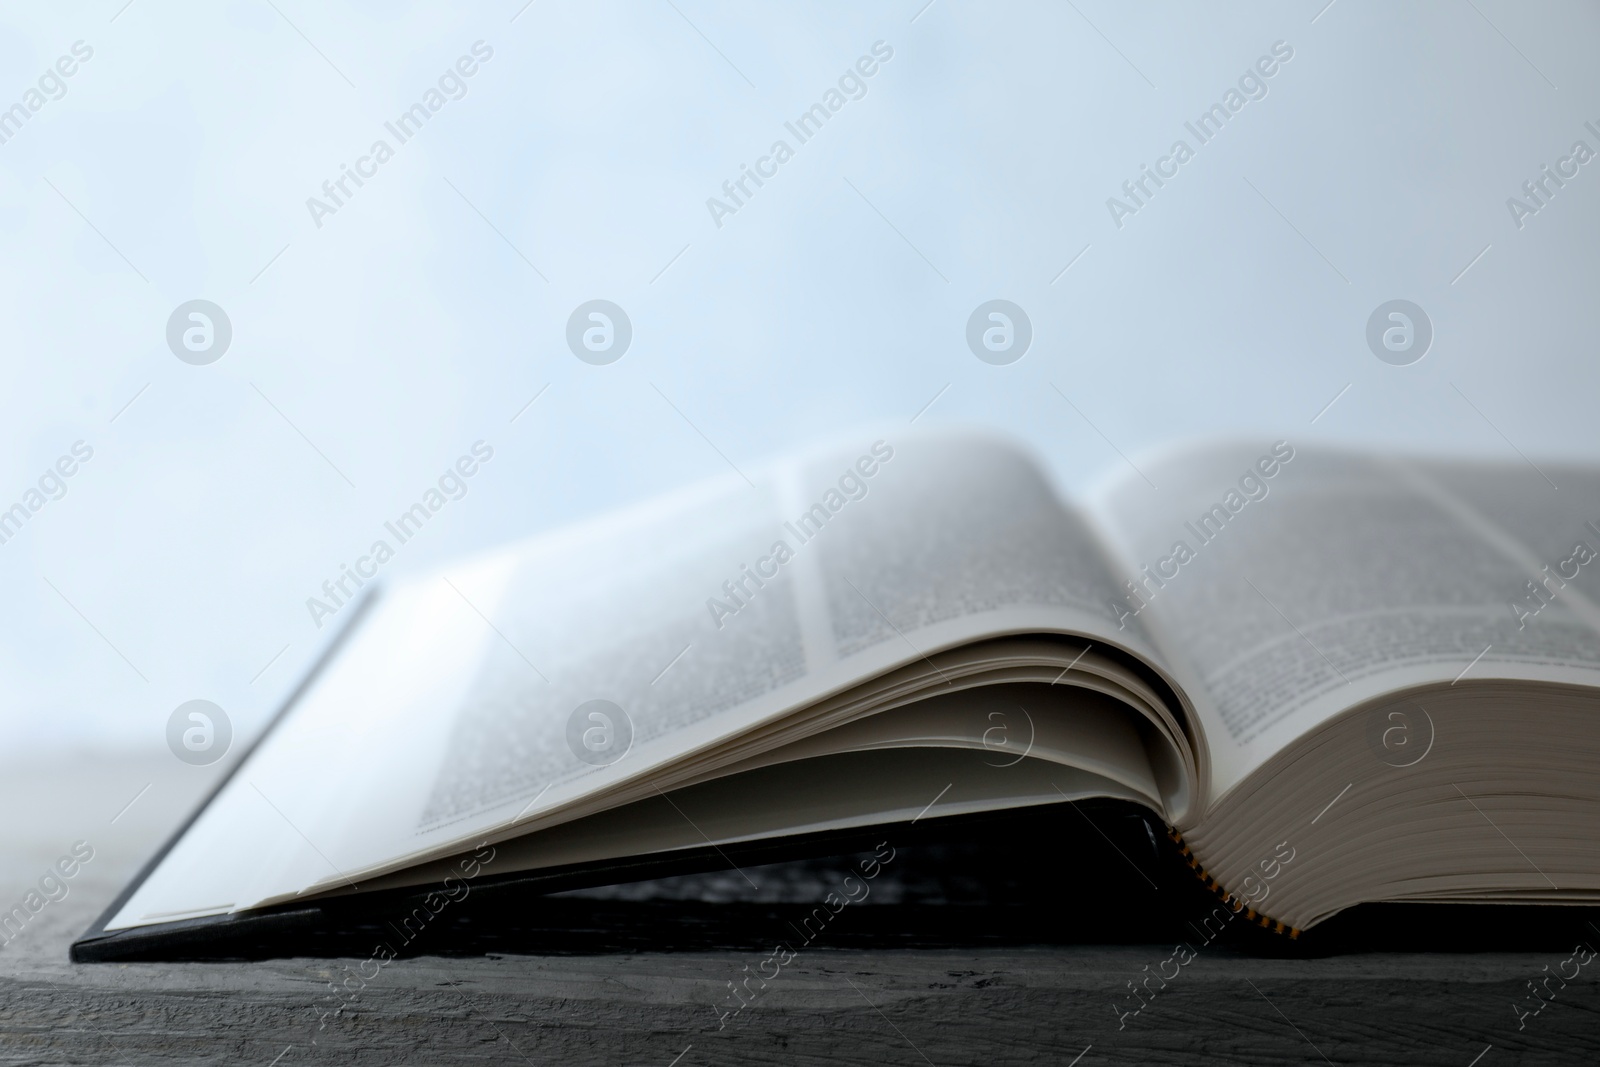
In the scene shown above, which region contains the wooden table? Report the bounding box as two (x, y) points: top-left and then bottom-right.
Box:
(1, 754), (1594, 1065)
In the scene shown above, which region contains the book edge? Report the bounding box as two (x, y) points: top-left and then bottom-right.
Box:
(70, 589), (383, 962)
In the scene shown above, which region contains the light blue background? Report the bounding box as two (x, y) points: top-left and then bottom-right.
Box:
(1, 0), (1596, 751)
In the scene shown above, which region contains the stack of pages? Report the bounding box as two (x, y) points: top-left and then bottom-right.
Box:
(75, 433), (1600, 959)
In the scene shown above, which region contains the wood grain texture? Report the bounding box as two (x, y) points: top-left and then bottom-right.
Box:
(2, 754), (1596, 1065)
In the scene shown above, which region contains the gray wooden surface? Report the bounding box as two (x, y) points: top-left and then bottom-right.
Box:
(1, 754), (1595, 1065)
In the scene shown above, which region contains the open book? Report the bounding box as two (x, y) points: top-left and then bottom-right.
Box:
(75, 432), (1600, 959)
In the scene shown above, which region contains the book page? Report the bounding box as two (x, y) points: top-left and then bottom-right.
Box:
(416, 434), (1168, 830)
(1087, 442), (1600, 802)
(107, 433), (1183, 926)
